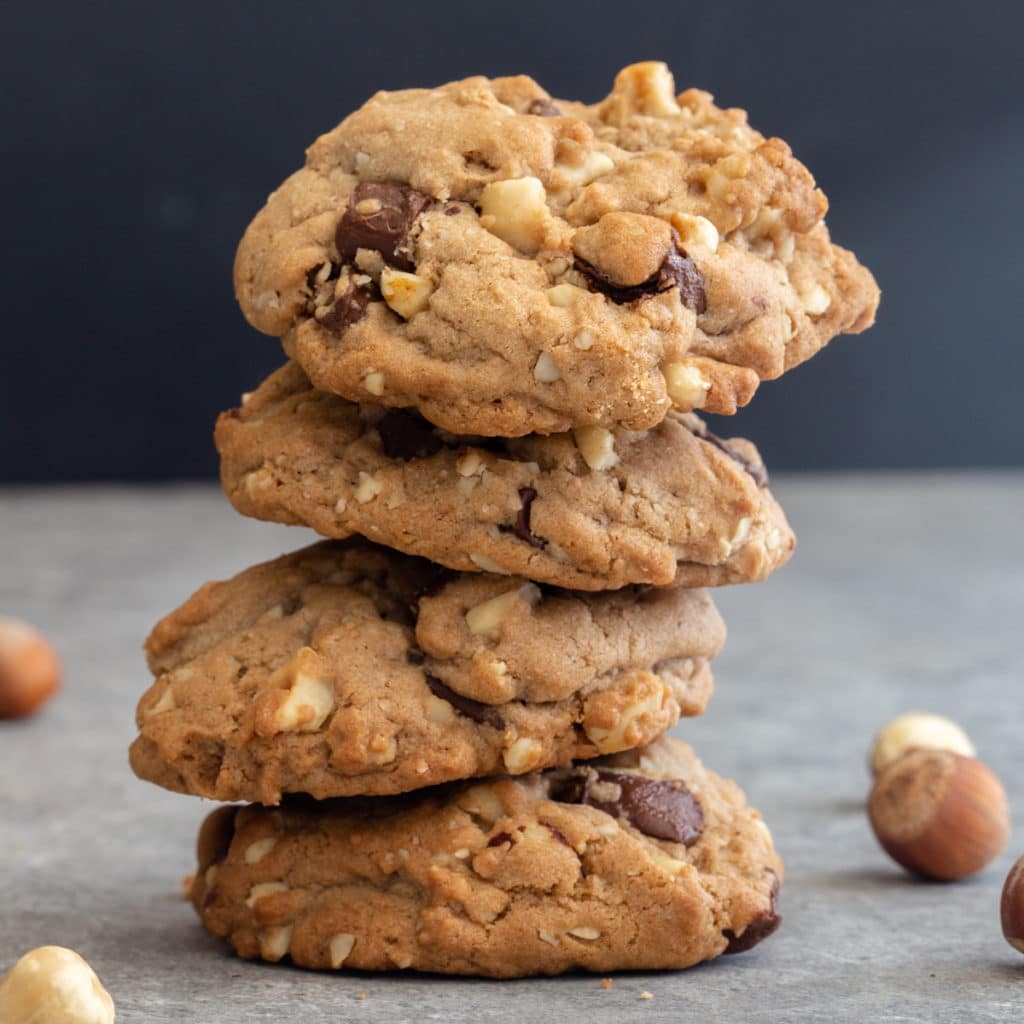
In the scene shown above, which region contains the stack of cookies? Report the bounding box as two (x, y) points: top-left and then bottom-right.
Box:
(130, 62), (877, 977)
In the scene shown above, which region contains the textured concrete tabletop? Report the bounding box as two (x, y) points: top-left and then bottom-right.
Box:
(1, 476), (1022, 1022)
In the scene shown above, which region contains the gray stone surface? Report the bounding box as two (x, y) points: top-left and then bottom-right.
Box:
(1, 477), (1022, 1022)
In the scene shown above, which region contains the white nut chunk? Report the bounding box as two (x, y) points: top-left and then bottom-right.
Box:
(466, 584), (542, 641)
(0, 946), (115, 1024)
(799, 282), (832, 315)
(502, 736), (544, 774)
(479, 177), (552, 254)
(257, 925), (293, 962)
(573, 425), (620, 471)
(244, 837), (278, 865)
(584, 677), (671, 754)
(362, 370), (385, 396)
(613, 61), (681, 117)
(663, 361), (711, 410)
(354, 471), (383, 504)
(553, 150), (615, 193)
(545, 283), (582, 307)
(267, 647), (335, 734)
(329, 934), (356, 969)
(869, 713), (976, 776)
(671, 212), (720, 252)
(380, 267), (433, 319)
(533, 352), (561, 383)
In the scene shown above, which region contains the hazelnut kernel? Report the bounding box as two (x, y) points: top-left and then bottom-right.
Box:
(1000, 854), (1024, 954)
(0, 618), (61, 719)
(0, 946), (115, 1023)
(867, 749), (1009, 881)
(870, 713), (976, 776)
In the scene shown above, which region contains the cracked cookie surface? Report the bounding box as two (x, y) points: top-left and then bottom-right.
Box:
(234, 61), (878, 437)
(130, 541), (724, 804)
(191, 736), (782, 976)
(216, 363), (795, 590)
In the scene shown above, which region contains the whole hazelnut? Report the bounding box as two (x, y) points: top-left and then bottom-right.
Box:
(0, 946), (115, 1023)
(869, 712), (975, 776)
(0, 617), (62, 719)
(1000, 854), (1024, 953)
(867, 749), (1009, 881)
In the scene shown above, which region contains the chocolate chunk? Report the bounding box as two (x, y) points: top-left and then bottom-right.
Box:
(724, 871), (780, 952)
(687, 419), (769, 488)
(723, 909), (782, 953)
(336, 182), (432, 271)
(660, 249), (707, 314)
(575, 237), (706, 313)
(377, 409), (444, 460)
(527, 98), (561, 117)
(551, 768), (704, 846)
(426, 676), (504, 730)
(487, 831), (515, 848)
(316, 276), (374, 332)
(510, 487), (544, 548)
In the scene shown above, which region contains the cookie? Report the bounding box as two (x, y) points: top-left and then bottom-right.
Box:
(130, 541), (724, 804)
(234, 61), (878, 437)
(191, 736), (781, 977)
(216, 363), (795, 591)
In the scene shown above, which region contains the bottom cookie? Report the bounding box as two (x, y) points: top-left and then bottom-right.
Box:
(191, 736), (781, 977)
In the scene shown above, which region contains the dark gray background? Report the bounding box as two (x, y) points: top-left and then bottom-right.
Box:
(2, 0), (1021, 482)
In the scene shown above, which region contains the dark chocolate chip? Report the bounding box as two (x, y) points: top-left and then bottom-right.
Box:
(527, 98), (561, 117)
(551, 768), (704, 846)
(575, 237), (706, 313)
(724, 871), (781, 953)
(444, 205), (462, 216)
(660, 249), (707, 314)
(426, 676), (504, 730)
(687, 419), (769, 488)
(336, 183), (432, 271)
(509, 487), (544, 548)
(723, 911), (782, 954)
(377, 409), (445, 460)
(487, 831), (515, 848)
(316, 276), (374, 332)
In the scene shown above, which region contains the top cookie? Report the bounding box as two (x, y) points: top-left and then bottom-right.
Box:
(235, 61), (878, 437)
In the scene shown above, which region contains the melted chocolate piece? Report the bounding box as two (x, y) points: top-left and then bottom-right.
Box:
(551, 767), (704, 846)
(527, 98), (561, 117)
(575, 240), (706, 314)
(377, 409), (445, 460)
(724, 871), (781, 952)
(426, 676), (504, 730)
(336, 183), (432, 271)
(487, 831), (515, 847)
(660, 249), (707, 313)
(510, 487), (544, 548)
(316, 276), (374, 331)
(546, 824), (572, 847)
(687, 419), (769, 488)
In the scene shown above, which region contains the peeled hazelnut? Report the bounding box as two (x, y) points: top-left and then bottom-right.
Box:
(0, 946), (115, 1023)
(867, 749), (1009, 881)
(0, 618), (62, 719)
(869, 713), (976, 776)
(1000, 854), (1024, 953)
